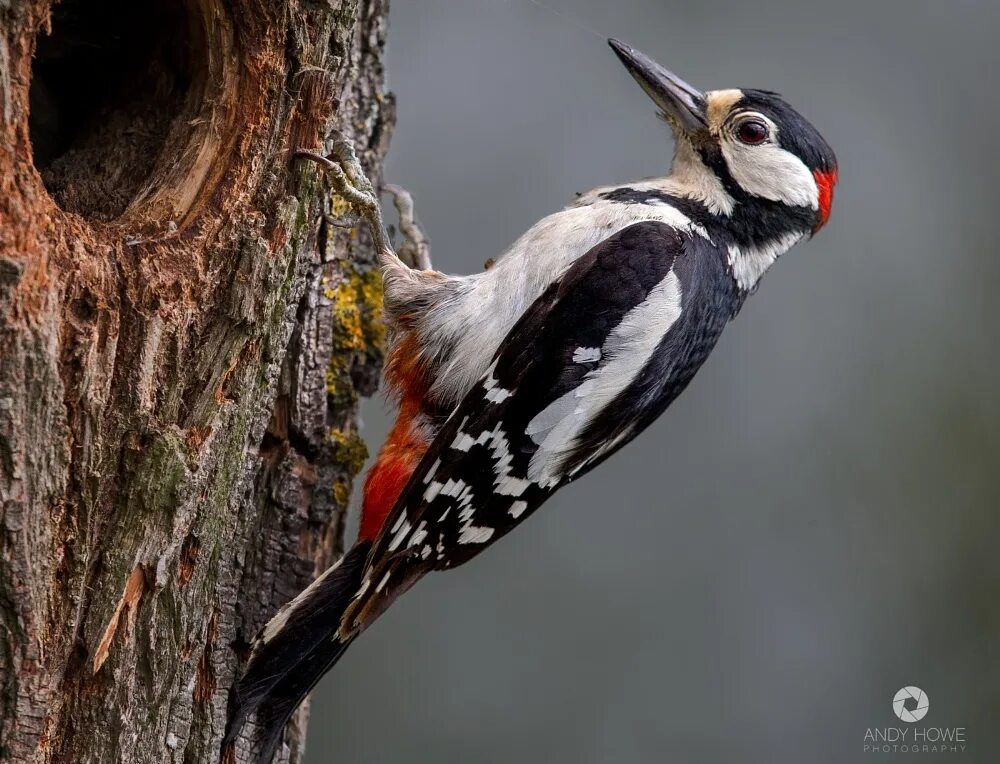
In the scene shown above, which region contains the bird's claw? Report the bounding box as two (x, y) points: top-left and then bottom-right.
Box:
(293, 131), (393, 255)
(294, 127), (379, 214)
(327, 131), (376, 196)
(292, 149), (379, 216)
(294, 131), (431, 271)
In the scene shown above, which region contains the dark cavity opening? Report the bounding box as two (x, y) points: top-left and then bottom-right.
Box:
(29, 0), (201, 221)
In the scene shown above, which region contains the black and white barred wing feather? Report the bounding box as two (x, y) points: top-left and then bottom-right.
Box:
(344, 219), (734, 631)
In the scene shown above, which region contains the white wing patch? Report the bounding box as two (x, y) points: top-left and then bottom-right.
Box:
(388, 518), (412, 552)
(451, 429), (490, 452)
(390, 511), (408, 534)
(572, 346), (602, 363)
(423, 424), (539, 548)
(423, 481), (443, 502)
(449, 474), (490, 545)
(487, 426), (531, 497)
(439, 478), (467, 497)
(423, 458), (441, 483)
(458, 525), (495, 544)
(483, 361), (512, 403)
(409, 521), (429, 548)
(451, 432), (477, 452)
(526, 270), (684, 487)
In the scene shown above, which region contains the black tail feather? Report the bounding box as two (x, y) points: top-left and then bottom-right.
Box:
(252, 633), (356, 763)
(224, 540), (371, 759)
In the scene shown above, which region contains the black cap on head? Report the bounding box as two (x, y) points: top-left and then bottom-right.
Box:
(736, 89), (837, 174)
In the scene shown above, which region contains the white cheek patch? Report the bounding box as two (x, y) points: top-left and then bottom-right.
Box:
(721, 132), (819, 210)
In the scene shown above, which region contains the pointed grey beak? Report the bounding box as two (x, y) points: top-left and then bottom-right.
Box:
(608, 39), (708, 134)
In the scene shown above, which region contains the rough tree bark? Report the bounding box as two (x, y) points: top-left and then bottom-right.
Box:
(0, 0), (392, 761)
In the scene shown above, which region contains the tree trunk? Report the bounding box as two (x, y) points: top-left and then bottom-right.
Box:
(0, 1), (391, 761)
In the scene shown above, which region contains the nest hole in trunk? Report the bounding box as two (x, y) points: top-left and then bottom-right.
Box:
(29, 0), (208, 222)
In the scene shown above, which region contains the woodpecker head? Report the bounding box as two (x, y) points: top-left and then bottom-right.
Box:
(609, 39), (838, 237)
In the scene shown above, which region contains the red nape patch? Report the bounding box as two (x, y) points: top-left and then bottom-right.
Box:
(813, 168), (838, 232)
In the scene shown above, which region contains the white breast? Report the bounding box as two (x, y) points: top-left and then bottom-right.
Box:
(421, 195), (709, 406)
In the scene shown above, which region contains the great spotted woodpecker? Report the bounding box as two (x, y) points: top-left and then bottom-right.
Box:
(225, 39), (838, 761)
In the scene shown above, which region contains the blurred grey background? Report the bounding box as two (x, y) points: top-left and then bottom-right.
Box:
(308, 1), (1000, 762)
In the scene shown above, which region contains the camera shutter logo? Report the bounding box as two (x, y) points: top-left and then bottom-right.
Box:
(893, 686), (929, 723)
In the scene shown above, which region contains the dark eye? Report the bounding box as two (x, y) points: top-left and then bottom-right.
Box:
(736, 119), (769, 145)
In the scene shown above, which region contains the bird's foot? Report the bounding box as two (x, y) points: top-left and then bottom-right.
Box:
(295, 133), (431, 271)
(294, 130), (393, 256)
